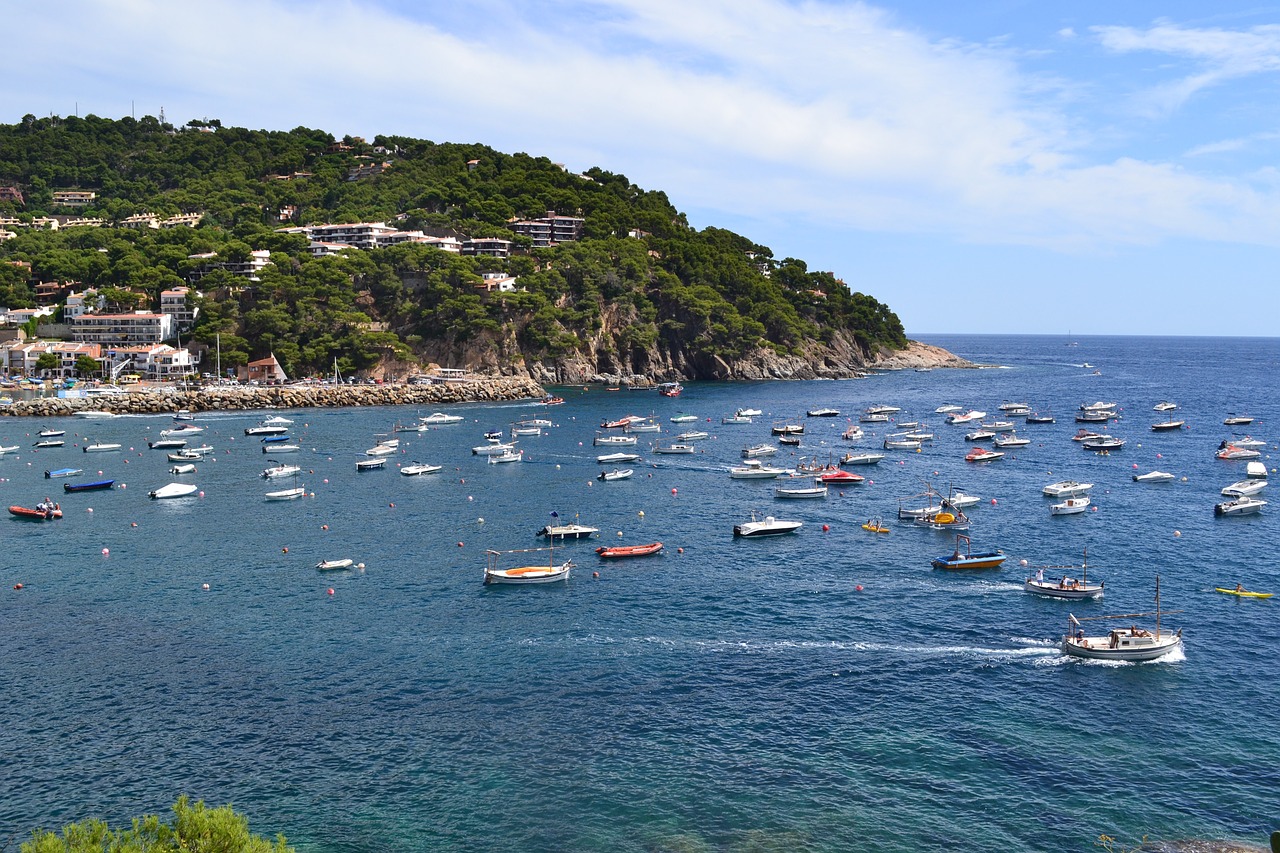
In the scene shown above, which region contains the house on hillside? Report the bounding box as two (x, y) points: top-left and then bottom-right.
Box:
(241, 353), (288, 384)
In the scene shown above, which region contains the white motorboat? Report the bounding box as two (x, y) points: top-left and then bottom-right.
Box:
(487, 448), (523, 464)
(537, 522), (599, 540)
(598, 468), (634, 481)
(262, 444), (300, 453)
(675, 430), (709, 441)
(1061, 577), (1182, 662)
(1081, 436), (1125, 452)
(473, 440), (517, 455)
(262, 462), (302, 479)
(902, 429), (933, 442)
(669, 414), (699, 423)
(83, 442), (122, 453)
(149, 482), (198, 500)
(841, 452), (884, 465)
(419, 412), (465, 425)
(935, 404), (963, 414)
(947, 491), (982, 509)
(1215, 496), (1267, 516)
(261, 416), (294, 426)
(366, 443), (398, 457)
(510, 425), (542, 437)
(992, 432), (1030, 448)
(1133, 471), (1175, 483)
(965, 430), (995, 442)
(149, 438), (187, 450)
(265, 487), (307, 501)
(964, 447), (1004, 463)
(1246, 461), (1268, 479)
(806, 408), (840, 418)
(1153, 401), (1178, 411)
(1043, 481), (1094, 498)
(519, 417), (553, 428)
(841, 424), (863, 440)
(980, 420), (1016, 431)
(1050, 497), (1091, 515)
(38, 428), (66, 438)
(733, 512), (803, 537)
(593, 434), (638, 446)
(596, 452), (641, 464)
(866, 405), (901, 415)
(945, 409), (986, 425)
(736, 408), (763, 418)
(1224, 414), (1254, 426)
(653, 443), (696, 454)
(728, 460), (786, 479)
(999, 403), (1031, 417)
(160, 425), (204, 436)
(883, 436), (922, 450)
(245, 424), (290, 436)
(169, 463), (197, 475)
(0, 445), (19, 454)
(483, 547), (571, 585)
(401, 462), (443, 476)
(356, 458), (386, 471)
(1222, 480), (1266, 497)
(742, 443), (778, 458)
(75, 410), (118, 419)
(624, 420), (661, 433)
(34, 439), (64, 448)
(1229, 436), (1266, 449)
(1080, 401), (1118, 413)
(859, 412), (890, 423)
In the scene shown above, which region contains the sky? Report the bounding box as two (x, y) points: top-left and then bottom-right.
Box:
(4, 0), (1280, 336)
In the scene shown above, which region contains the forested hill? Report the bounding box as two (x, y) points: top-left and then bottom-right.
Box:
(0, 113), (908, 382)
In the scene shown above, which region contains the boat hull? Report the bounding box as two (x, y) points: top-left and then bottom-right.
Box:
(63, 480), (115, 493)
(1214, 587), (1273, 598)
(484, 563), (572, 584)
(9, 505), (62, 520)
(596, 543), (663, 558)
(1061, 634), (1181, 661)
(1025, 579), (1104, 599)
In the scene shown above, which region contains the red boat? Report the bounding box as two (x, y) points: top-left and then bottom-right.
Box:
(9, 502), (63, 521)
(596, 542), (664, 559)
(817, 469), (865, 485)
(540, 396), (565, 405)
(658, 382), (683, 397)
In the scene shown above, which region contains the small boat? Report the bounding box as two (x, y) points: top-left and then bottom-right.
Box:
(395, 422), (430, 433)
(1215, 496), (1267, 516)
(946, 490), (981, 509)
(883, 436), (922, 450)
(244, 424), (290, 436)
(1153, 401), (1178, 411)
(160, 425), (204, 436)
(657, 382), (683, 397)
(935, 405), (963, 414)
(9, 502), (62, 520)
(487, 448), (523, 464)
(992, 432), (1030, 448)
(537, 521), (599, 540)
(75, 410), (117, 419)
(83, 443), (122, 453)
(1025, 413), (1056, 424)
(0, 445), (19, 454)
(1075, 411), (1112, 424)
(169, 450), (204, 462)
(806, 408), (840, 418)
(593, 434), (638, 446)
(866, 405), (901, 415)
(729, 460), (786, 479)
(1224, 414), (1254, 426)
(840, 424), (863, 440)
(774, 477), (828, 499)
(1043, 481), (1093, 498)
(540, 396), (565, 406)
(33, 439), (64, 448)
(1246, 461), (1268, 479)
(771, 424), (804, 436)
(420, 412), (465, 425)
(265, 486), (307, 501)
(840, 452), (884, 466)
(61, 477), (115, 494)
(653, 443), (696, 454)
(44, 467), (83, 479)
(965, 430), (995, 442)
(261, 434), (292, 444)
(736, 408), (763, 418)
(624, 420), (661, 433)
(1133, 471), (1175, 483)
(931, 535), (1005, 570)
(262, 444), (300, 453)
(1080, 401), (1117, 413)
(777, 435), (802, 446)
(472, 440), (517, 456)
(1222, 479), (1266, 497)
(596, 452), (641, 464)
(596, 542), (663, 559)
(484, 547), (572, 584)
(148, 483), (198, 500)
(861, 519), (890, 533)
(999, 403), (1031, 417)
(598, 468), (634, 481)
(675, 430), (709, 442)
(859, 412), (890, 424)
(1230, 436), (1267, 449)
(169, 463), (197, 475)
(187, 445), (214, 455)
(945, 410), (986, 425)
(601, 416), (637, 429)
(262, 416), (294, 426)
(742, 443), (778, 459)
(148, 438), (187, 450)
(401, 463), (443, 476)
(1072, 429), (1104, 442)
(669, 414), (699, 423)
(980, 420), (1016, 431)
(38, 428), (65, 438)
(317, 558), (355, 571)
(366, 443), (398, 457)
(173, 409), (196, 421)
(1025, 553), (1104, 599)
(356, 458), (386, 471)
(817, 469), (865, 486)
(721, 414), (753, 425)
(1216, 443), (1262, 460)
(519, 417), (553, 428)
(1050, 497), (1091, 515)
(917, 508), (970, 531)
(965, 447), (1004, 463)
(1081, 436), (1125, 452)
(1214, 586), (1273, 599)
(1061, 577), (1182, 662)
(262, 463), (302, 479)
(733, 512), (803, 537)
(1151, 419), (1185, 432)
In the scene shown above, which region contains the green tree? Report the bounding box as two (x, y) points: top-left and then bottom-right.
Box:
(74, 354), (101, 377)
(35, 351), (59, 374)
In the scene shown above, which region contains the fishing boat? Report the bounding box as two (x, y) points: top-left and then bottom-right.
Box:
(1024, 551), (1104, 599)
(60, 476), (115, 494)
(317, 558), (355, 571)
(9, 501), (62, 520)
(931, 535), (1005, 570)
(595, 542), (663, 559)
(1222, 480), (1266, 497)
(487, 448), (523, 464)
(148, 483), (199, 500)
(657, 382), (683, 397)
(1214, 586), (1273, 599)
(596, 452), (641, 464)
(1214, 496), (1267, 516)
(733, 512), (803, 537)
(400, 462), (443, 476)
(1050, 497), (1091, 515)
(624, 419), (661, 433)
(44, 467), (83, 479)
(1151, 419), (1185, 432)
(356, 458), (386, 471)
(1133, 471), (1175, 483)
(420, 412), (465, 425)
(484, 547), (572, 585)
(777, 435), (802, 446)
(883, 435), (922, 451)
(859, 412), (890, 424)
(652, 443), (696, 454)
(729, 460), (786, 479)
(83, 442), (122, 453)
(1081, 436), (1125, 452)
(1042, 481), (1093, 498)
(980, 420), (1016, 431)
(1061, 577), (1182, 662)
(598, 468), (634, 481)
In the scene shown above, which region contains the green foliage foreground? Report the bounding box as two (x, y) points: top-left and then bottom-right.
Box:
(22, 796), (292, 853)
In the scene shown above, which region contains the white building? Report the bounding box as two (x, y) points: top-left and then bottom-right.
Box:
(71, 312), (175, 346)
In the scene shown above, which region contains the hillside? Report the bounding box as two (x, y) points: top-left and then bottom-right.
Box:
(0, 113), (914, 382)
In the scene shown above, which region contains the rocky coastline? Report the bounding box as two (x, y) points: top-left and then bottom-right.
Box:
(1, 377), (549, 418)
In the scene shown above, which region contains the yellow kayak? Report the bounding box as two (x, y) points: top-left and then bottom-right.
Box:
(1215, 587), (1274, 598)
(861, 522), (890, 534)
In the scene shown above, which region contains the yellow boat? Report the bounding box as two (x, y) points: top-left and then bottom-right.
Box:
(1214, 587), (1273, 599)
(861, 519), (891, 534)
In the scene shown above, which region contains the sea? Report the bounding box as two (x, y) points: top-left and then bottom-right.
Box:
(1, 334), (1277, 853)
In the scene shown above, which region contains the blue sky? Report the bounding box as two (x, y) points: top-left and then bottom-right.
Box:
(5, 0), (1280, 336)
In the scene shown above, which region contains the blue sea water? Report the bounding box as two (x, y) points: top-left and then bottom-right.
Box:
(1, 334), (1278, 852)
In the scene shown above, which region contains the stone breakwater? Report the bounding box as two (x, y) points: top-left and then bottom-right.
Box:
(1, 377), (548, 418)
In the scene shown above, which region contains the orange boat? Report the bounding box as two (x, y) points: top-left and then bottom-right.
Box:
(596, 542), (664, 559)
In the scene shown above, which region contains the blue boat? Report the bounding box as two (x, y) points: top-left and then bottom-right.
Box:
(63, 479), (116, 493)
(44, 467), (83, 479)
(261, 434), (291, 443)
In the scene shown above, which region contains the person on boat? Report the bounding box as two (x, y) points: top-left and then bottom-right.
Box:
(1236, 583), (1245, 593)
(1109, 630), (1119, 649)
